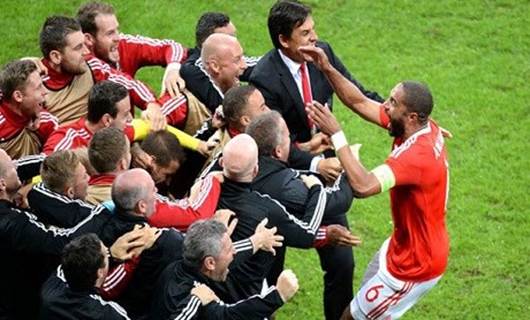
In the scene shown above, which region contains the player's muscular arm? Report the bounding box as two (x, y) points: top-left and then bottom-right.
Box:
(299, 46), (381, 126)
(308, 101), (386, 198)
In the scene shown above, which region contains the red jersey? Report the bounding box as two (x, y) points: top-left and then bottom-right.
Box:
(42, 117), (135, 155)
(149, 173), (221, 231)
(117, 34), (188, 77)
(0, 101), (58, 158)
(379, 107), (449, 281)
(0, 102), (58, 141)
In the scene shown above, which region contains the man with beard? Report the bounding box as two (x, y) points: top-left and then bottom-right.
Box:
(38, 15), (204, 137)
(302, 45), (450, 320)
(0, 60), (58, 158)
(76, 2), (187, 91)
(77, 2), (212, 135)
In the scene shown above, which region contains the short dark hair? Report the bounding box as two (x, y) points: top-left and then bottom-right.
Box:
(77, 2), (115, 36)
(222, 85), (257, 127)
(0, 60), (38, 102)
(39, 16), (82, 58)
(87, 81), (128, 123)
(246, 110), (284, 156)
(62, 233), (105, 291)
(195, 12), (231, 49)
(400, 81), (433, 125)
(268, 0), (312, 49)
(89, 127), (128, 173)
(183, 220), (227, 270)
(140, 131), (185, 168)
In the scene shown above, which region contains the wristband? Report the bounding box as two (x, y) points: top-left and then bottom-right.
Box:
(331, 131), (348, 151)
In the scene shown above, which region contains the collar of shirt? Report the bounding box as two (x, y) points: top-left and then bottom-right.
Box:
(277, 49), (305, 98)
(0, 100), (31, 127)
(89, 173), (117, 186)
(227, 126), (241, 138)
(195, 57), (225, 99)
(41, 58), (75, 90)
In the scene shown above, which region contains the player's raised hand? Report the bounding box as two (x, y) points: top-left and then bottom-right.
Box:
(308, 101), (341, 136)
(299, 45), (331, 71)
(326, 225), (361, 247)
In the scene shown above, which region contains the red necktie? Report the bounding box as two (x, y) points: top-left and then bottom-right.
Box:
(300, 63), (315, 131)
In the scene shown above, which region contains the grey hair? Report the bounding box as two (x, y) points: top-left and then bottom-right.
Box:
(246, 110), (284, 156)
(183, 220), (227, 269)
(111, 179), (148, 211)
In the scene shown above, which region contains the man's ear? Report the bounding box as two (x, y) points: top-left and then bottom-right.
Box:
(49, 50), (62, 65)
(12, 90), (24, 103)
(97, 266), (107, 281)
(65, 185), (75, 199)
(278, 34), (290, 49)
(218, 156), (224, 168)
(240, 115), (251, 128)
(118, 156), (129, 171)
(84, 33), (96, 49)
(0, 178), (6, 193)
(208, 59), (220, 75)
(203, 256), (216, 272)
(136, 199), (147, 214)
(272, 145), (282, 159)
(101, 114), (113, 127)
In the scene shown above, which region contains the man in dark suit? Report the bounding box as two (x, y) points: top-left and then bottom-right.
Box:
(250, 0), (384, 145)
(249, 1), (383, 319)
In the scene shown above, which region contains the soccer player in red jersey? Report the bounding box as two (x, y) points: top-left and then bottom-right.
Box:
(301, 45), (450, 319)
(76, 2), (188, 97)
(0, 60), (58, 158)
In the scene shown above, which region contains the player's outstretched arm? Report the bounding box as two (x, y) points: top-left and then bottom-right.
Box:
(308, 101), (382, 198)
(300, 45), (382, 126)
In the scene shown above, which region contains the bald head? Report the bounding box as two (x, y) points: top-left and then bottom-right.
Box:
(201, 33), (246, 93)
(0, 149), (22, 200)
(221, 134), (258, 182)
(0, 149), (12, 178)
(112, 168), (155, 216)
(201, 33), (239, 62)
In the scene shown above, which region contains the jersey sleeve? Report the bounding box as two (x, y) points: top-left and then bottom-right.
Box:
(263, 186), (327, 249)
(158, 93), (189, 127)
(4, 210), (72, 256)
(37, 111), (59, 140)
(119, 34), (188, 75)
(86, 56), (156, 110)
(42, 128), (69, 155)
(147, 174), (221, 231)
(100, 257), (140, 300)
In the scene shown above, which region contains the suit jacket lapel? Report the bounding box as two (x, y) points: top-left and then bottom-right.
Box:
(272, 51), (310, 130)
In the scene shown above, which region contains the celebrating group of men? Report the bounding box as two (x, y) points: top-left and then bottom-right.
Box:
(0, 1), (450, 319)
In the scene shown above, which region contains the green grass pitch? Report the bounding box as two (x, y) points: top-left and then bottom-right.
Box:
(1, 0), (528, 318)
